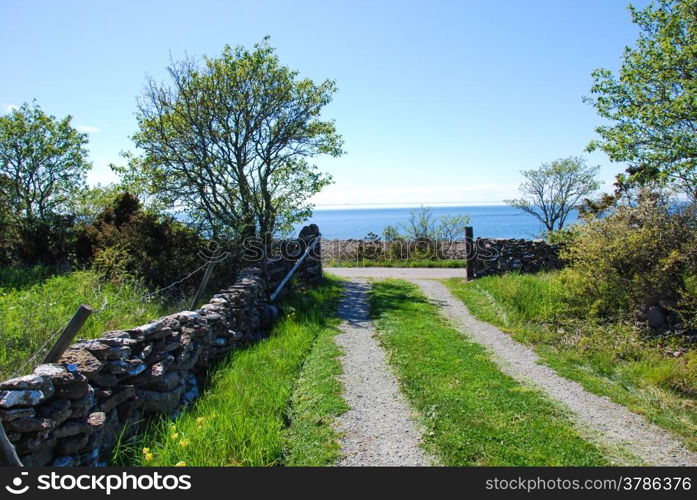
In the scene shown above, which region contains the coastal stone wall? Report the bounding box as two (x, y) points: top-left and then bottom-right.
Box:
(0, 227), (322, 467)
(471, 238), (561, 277)
(321, 237), (561, 277)
(264, 224), (322, 298)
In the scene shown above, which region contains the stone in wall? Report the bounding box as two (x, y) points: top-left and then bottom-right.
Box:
(472, 238), (561, 277)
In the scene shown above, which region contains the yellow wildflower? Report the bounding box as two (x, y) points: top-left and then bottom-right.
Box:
(196, 417), (205, 424)
(175, 461), (187, 467)
(179, 438), (190, 448)
(144, 452), (154, 462)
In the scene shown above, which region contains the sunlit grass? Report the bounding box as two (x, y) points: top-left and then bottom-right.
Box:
(128, 277), (344, 467)
(369, 279), (610, 465)
(444, 273), (697, 451)
(0, 270), (174, 379)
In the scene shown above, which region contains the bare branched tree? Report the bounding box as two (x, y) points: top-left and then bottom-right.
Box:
(506, 157), (600, 233)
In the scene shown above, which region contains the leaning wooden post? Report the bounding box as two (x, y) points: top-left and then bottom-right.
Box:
(465, 226), (475, 281)
(43, 305), (93, 363)
(0, 421), (22, 466)
(190, 253), (219, 310)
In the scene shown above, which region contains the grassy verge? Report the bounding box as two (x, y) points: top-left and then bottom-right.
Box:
(444, 273), (697, 452)
(369, 279), (611, 465)
(283, 303), (348, 466)
(325, 259), (466, 268)
(129, 277), (344, 467)
(0, 270), (174, 380)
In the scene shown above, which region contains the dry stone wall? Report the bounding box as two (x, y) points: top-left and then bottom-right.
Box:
(471, 238), (561, 277)
(0, 227), (322, 467)
(322, 236), (561, 277)
(264, 224), (323, 298)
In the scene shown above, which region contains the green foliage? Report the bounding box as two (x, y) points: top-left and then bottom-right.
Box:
(542, 225), (579, 245)
(0, 270), (173, 380)
(0, 102), (90, 221)
(397, 205), (470, 241)
(0, 102), (92, 267)
(371, 206), (471, 262)
(586, 0), (697, 200)
(560, 198), (697, 327)
(84, 192), (213, 296)
(0, 265), (56, 291)
(445, 274), (697, 450)
(506, 157), (600, 233)
(283, 286), (348, 465)
(12, 214), (83, 267)
(127, 278), (343, 466)
(369, 280), (611, 465)
(128, 38), (341, 239)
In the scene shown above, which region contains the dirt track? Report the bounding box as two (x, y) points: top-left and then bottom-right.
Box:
(329, 267), (697, 466)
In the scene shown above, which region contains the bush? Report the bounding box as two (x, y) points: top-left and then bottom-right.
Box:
(0, 265), (56, 291)
(84, 193), (227, 297)
(560, 198), (697, 331)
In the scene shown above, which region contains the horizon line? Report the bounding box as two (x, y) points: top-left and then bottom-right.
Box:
(313, 201), (509, 210)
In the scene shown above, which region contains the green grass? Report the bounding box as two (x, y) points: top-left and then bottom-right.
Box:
(368, 279), (611, 466)
(127, 277), (345, 467)
(283, 303), (348, 466)
(0, 265), (57, 291)
(444, 273), (697, 452)
(0, 270), (175, 380)
(325, 258), (466, 268)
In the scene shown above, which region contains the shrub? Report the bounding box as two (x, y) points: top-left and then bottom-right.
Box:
(560, 197), (697, 331)
(83, 193), (225, 297)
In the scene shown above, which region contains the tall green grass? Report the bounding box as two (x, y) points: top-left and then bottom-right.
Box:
(445, 273), (697, 451)
(128, 278), (344, 467)
(0, 270), (175, 380)
(369, 279), (611, 465)
(0, 265), (57, 291)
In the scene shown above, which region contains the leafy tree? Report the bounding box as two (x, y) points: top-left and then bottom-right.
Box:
(383, 224), (401, 241)
(127, 38), (342, 240)
(506, 157), (600, 233)
(398, 206), (470, 241)
(585, 0), (697, 201)
(0, 102), (90, 221)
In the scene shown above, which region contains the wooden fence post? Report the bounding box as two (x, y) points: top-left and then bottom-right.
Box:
(43, 305), (93, 364)
(190, 253), (219, 310)
(465, 226), (475, 281)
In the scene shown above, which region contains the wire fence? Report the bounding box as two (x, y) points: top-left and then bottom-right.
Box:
(6, 246), (247, 379)
(10, 323), (67, 378)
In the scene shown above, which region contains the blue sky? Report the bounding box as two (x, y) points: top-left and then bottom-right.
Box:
(1, 0), (648, 208)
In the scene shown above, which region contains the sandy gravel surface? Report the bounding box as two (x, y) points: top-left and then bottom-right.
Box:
(411, 279), (697, 466)
(327, 267), (468, 279)
(334, 279), (432, 466)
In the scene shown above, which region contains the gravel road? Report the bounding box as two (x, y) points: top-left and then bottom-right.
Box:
(412, 279), (697, 466)
(327, 267), (467, 279)
(328, 267), (697, 466)
(334, 279), (432, 466)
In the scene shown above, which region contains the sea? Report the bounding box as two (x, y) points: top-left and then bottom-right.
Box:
(299, 205), (580, 240)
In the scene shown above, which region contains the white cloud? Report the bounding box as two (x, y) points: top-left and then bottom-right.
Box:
(4, 104), (18, 113)
(77, 125), (100, 133)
